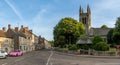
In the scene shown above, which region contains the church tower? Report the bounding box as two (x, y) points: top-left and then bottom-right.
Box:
(79, 5), (91, 35)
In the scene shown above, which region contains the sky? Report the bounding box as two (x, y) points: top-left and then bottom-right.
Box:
(0, 0), (120, 41)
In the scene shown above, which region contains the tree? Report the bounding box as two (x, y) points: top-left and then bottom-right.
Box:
(80, 44), (89, 50)
(53, 17), (84, 47)
(112, 32), (120, 45)
(91, 35), (104, 49)
(49, 40), (54, 47)
(107, 29), (115, 47)
(68, 44), (78, 50)
(101, 25), (108, 29)
(94, 42), (109, 51)
(91, 35), (104, 45)
(113, 17), (120, 45)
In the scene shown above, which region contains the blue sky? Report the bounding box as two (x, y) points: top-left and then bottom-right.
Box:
(0, 0), (120, 41)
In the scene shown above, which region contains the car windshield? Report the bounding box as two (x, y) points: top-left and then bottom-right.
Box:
(0, 50), (5, 53)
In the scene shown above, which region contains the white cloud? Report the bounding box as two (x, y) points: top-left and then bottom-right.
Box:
(31, 7), (54, 40)
(33, 8), (47, 23)
(4, 0), (24, 22)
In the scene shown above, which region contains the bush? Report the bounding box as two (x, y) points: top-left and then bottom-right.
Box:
(93, 42), (109, 51)
(80, 44), (89, 50)
(68, 44), (78, 50)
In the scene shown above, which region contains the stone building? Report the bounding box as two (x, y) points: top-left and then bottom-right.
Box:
(0, 24), (48, 52)
(35, 36), (44, 50)
(19, 25), (34, 52)
(7, 25), (27, 52)
(77, 5), (112, 44)
(0, 27), (14, 53)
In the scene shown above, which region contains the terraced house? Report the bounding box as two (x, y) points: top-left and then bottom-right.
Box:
(0, 24), (49, 53)
(0, 27), (14, 53)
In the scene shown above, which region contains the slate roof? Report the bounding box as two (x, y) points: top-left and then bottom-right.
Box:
(76, 38), (92, 44)
(16, 31), (26, 38)
(89, 28), (112, 36)
(77, 28), (113, 44)
(7, 29), (26, 38)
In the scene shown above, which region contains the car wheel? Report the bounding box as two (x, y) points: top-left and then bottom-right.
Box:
(21, 53), (23, 56)
(16, 54), (18, 57)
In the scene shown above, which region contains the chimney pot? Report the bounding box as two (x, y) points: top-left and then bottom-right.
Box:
(2, 27), (6, 32)
(15, 27), (19, 32)
(8, 24), (11, 29)
(21, 25), (23, 28)
(29, 30), (32, 33)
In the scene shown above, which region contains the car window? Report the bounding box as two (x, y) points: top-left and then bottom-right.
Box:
(1, 51), (5, 53)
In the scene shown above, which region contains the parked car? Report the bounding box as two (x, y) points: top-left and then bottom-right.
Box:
(0, 50), (8, 58)
(9, 50), (23, 57)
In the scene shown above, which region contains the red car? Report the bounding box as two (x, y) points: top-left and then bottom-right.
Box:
(9, 50), (23, 56)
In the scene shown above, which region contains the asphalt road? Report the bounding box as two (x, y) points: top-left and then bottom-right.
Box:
(0, 50), (51, 65)
(0, 50), (120, 65)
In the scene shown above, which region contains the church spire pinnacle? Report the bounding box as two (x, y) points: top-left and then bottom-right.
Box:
(87, 5), (91, 14)
(80, 5), (83, 13)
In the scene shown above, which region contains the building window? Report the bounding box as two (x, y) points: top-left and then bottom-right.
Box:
(20, 46), (22, 50)
(5, 40), (8, 44)
(82, 17), (87, 24)
(84, 17), (86, 24)
(24, 46), (26, 50)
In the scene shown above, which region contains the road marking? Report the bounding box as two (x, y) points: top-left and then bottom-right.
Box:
(46, 50), (53, 65)
(2, 63), (8, 65)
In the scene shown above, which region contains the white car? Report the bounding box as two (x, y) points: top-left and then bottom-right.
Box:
(0, 50), (8, 58)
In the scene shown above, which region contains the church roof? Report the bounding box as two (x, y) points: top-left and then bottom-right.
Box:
(76, 38), (92, 44)
(89, 28), (112, 36)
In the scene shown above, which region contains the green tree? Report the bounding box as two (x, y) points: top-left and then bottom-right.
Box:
(53, 17), (84, 47)
(80, 44), (89, 50)
(113, 17), (120, 45)
(107, 29), (115, 47)
(68, 44), (78, 50)
(101, 25), (108, 29)
(91, 35), (104, 45)
(49, 40), (54, 47)
(112, 32), (120, 45)
(94, 42), (109, 51)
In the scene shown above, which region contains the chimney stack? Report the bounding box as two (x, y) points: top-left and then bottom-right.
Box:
(23, 28), (26, 33)
(15, 27), (19, 32)
(8, 24), (11, 29)
(25, 27), (28, 31)
(29, 30), (32, 33)
(21, 25), (23, 28)
(2, 27), (6, 32)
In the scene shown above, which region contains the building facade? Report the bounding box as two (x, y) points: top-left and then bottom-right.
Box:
(0, 24), (49, 52)
(0, 27), (14, 53)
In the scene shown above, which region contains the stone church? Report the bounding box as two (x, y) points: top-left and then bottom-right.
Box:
(77, 5), (112, 44)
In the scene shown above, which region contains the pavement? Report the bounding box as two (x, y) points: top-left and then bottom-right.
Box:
(51, 51), (120, 65)
(54, 51), (120, 59)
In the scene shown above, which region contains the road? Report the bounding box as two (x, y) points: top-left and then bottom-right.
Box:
(0, 50), (120, 65)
